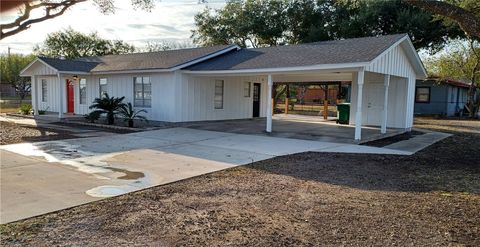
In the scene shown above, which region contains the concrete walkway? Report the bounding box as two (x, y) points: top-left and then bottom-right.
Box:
(1, 127), (410, 223)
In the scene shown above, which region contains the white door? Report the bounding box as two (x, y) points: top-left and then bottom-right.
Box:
(365, 84), (384, 126)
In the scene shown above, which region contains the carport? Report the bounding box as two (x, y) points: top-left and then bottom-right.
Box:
(184, 34), (427, 141)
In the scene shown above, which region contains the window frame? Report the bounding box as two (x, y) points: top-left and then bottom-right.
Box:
(214, 79), (224, 109)
(415, 86), (430, 103)
(79, 78), (87, 105)
(133, 76), (151, 108)
(244, 81), (251, 97)
(99, 78), (108, 98)
(41, 79), (47, 102)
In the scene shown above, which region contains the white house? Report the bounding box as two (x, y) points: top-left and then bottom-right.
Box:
(20, 34), (427, 140)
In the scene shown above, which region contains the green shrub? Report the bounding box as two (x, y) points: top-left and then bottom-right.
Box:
(89, 93), (125, 125)
(20, 104), (32, 115)
(118, 102), (148, 127)
(84, 111), (102, 123)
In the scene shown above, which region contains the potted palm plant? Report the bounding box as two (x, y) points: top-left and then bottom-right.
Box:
(89, 93), (125, 125)
(118, 102), (148, 127)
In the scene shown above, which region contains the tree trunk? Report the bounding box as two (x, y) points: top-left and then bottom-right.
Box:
(128, 119), (134, 128)
(107, 112), (114, 125)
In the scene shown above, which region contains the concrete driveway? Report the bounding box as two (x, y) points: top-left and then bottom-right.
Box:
(0, 127), (409, 223)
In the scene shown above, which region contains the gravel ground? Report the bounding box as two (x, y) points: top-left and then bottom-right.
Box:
(0, 118), (479, 246)
(0, 121), (78, 145)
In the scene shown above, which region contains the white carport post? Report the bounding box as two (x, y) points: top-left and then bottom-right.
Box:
(381, 74), (390, 134)
(266, 74), (273, 133)
(31, 75), (39, 115)
(58, 73), (64, 119)
(354, 69), (365, 141)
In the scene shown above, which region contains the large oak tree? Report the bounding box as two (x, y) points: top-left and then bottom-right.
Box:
(192, 0), (465, 52)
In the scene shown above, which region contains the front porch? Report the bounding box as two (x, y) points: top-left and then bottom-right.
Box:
(185, 114), (405, 144)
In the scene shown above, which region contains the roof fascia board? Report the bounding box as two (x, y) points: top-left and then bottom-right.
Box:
(368, 35), (428, 78)
(402, 38), (428, 78)
(57, 71), (91, 75)
(368, 35), (408, 65)
(91, 68), (173, 75)
(181, 62), (368, 75)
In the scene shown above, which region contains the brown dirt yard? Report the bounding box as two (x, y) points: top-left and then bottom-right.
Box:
(1, 117), (479, 246)
(0, 121), (78, 145)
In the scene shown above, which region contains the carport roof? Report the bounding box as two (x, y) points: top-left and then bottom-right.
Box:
(184, 34), (407, 71)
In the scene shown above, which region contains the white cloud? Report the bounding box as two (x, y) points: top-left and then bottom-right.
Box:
(0, 0), (225, 54)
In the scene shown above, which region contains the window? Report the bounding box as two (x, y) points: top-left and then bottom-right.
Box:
(214, 80), (224, 109)
(99, 78), (107, 97)
(244, 81), (251, 97)
(79, 78), (87, 104)
(41, 79), (47, 102)
(134, 77), (151, 107)
(415, 87), (430, 103)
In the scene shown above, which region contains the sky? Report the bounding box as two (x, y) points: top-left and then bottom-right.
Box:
(0, 0), (226, 54)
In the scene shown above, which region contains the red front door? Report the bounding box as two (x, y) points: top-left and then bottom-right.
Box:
(67, 80), (74, 113)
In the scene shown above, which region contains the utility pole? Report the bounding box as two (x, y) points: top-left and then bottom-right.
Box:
(8, 46), (11, 57)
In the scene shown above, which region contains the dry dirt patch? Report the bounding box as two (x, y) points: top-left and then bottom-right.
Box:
(0, 121), (77, 145)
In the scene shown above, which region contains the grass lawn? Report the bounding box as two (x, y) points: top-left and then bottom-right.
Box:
(0, 118), (479, 246)
(0, 106), (20, 113)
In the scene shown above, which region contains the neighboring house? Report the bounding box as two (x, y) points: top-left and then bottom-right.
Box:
(20, 34), (427, 140)
(415, 79), (470, 116)
(295, 82), (350, 104)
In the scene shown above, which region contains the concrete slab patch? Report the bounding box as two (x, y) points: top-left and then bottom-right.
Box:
(155, 143), (274, 165)
(384, 132), (452, 153)
(1, 127), (423, 224)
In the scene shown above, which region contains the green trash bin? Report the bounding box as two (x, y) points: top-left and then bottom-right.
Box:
(337, 103), (350, 124)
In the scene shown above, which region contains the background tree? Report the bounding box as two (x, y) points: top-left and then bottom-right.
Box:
(405, 0), (480, 39)
(141, 40), (196, 52)
(330, 0), (464, 52)
(34, 28), (135, 59)
(425, 40), (480, 117)
(192, 0), (290, 48)
(192, 0), (464, 52)
(0, 0), (155, 40)
(0, 53), (36, 100)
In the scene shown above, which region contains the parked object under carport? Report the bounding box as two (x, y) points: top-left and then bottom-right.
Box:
(337, 103), (350, 124)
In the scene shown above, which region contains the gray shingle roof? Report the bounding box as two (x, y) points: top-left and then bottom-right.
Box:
(39, 57), (99, 72)
(38, 45), (236, 73)
(185, 34), (407, 71)
(78, 45), (236, 72)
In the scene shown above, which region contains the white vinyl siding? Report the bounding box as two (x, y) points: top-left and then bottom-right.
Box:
(214, 79), (224, 109)
(79, 78), (87, 104)
(99, 78), (108, 97)
(41, 79), (47, 102)
(134, 76), (151, 107)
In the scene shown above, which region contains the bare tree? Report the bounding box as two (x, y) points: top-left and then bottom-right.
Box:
(0, 0), (155, 40)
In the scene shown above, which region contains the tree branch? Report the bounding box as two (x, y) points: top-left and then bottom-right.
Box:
(0, 0), (87, 40)
(405, 0), (480, 39)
